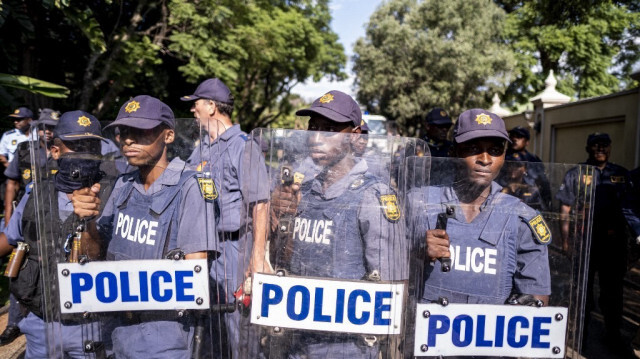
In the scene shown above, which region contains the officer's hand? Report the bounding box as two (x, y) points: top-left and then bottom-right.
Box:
(426, 229), (450, 262)
(270, 183), (301, 231)
(72, 184), (101, 218)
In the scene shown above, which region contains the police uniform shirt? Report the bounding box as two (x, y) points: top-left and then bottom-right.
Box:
(5, 189), (72, 246)
(0, 129), (29, 162)
(410, 182), (551, 304)
(97, 157), (218, 256)
(556, 162), (630, 231)
(187, 124), (269, 232)
(4, 142), (47, 180)
(292, 159), (407, 281)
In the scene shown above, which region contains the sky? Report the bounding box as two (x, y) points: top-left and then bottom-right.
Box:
(292, 0), (384, 101)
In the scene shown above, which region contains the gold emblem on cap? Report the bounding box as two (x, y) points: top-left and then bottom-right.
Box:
(319, 93), (334, 104)
(14, 109), (19, 114)
(77, 116), (91, 127)
(440, 110), (447, 117)
(51, 112), (59, 120)
(125, 100), (141, 113)
(475, 113), (492, 126)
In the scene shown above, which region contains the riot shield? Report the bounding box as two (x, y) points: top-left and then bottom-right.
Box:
(29, 114), (227, 358)
(239, 128), (429, 359)
(407, 157), (594, 358)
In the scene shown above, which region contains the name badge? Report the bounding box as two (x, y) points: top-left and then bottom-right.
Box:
(251, 273), (405, 335)
(414, 304), (568, 357)
(57, 259), (210, 313)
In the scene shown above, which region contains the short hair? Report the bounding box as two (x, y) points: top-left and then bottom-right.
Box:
(213, 100), (234, 118)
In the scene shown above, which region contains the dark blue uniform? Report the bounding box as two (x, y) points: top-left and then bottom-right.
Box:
(557, 161), (630, 341)
(410, 182), (551, 304)
(286, 159), (406, 358)
(423, 138), (453, 158)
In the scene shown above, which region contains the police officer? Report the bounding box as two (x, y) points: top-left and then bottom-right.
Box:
(500, 161), (546, 212)
(412, 109), (551, 306)
(181, 78), (270, 358)
(71, 95), (219, 358)
(0, 109), (59, 347)
(0, 107), (33, 168)
(4, 109), (59, 224)
(504, 126), (552, 208)
(506, 126), (540, 162)
(422, 107), (453, 157)
(556, 132), (631, 350)
(270, 90), (407, 358)
(0, 110), (111, 358)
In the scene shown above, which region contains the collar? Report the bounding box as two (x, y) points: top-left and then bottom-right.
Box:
(131, 157), (186, 190)
(443, 181), (502, 212)
(310, 158), (369, 200)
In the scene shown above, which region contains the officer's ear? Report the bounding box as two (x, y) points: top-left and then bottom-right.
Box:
(164, 129), (175, 145)
(50, 138), (63, 160)
(208, 100), (216, 117)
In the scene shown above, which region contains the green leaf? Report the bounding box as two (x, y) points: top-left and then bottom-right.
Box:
(0, 73), (70, 98)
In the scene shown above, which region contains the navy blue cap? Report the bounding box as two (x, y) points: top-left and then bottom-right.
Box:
(426, 108), (452, 125)
(180, 78), (234, 104)
(453, 109), (510, 143)
(35, 108), (60, 127)
(587, 132), (611, 146)
(509, 126), (530, 140)
(106, 95), (176, 130)
(8, 107), (33, 119)
(296, 90), (364, 128)
(54, 111), (105, 141)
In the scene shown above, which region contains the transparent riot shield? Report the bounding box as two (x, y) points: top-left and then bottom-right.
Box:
(237, 128), (429, 359)
(30, 113), (224, 358)
(407, 157), (594, 358)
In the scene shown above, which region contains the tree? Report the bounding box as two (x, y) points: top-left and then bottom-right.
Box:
(497, 0), (640, 105)
(352, 0), (515, 135)
(0, 0), (345, 131)
(168, 0), (346, 130)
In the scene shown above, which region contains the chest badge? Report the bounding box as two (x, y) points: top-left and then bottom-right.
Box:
(379, 194), (401, 222)
(196, 161), (208, 172)
(582, 175), (592, 186)
(11, 140), (16, 146)
(527, 214), (551, 245)
(22, 168), (31, 180)
(197, 177), (218, 202)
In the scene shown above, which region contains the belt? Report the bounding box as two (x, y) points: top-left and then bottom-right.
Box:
(118, 310), (192, 324)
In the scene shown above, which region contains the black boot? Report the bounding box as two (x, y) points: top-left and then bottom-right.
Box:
(0, 325), (22, 346)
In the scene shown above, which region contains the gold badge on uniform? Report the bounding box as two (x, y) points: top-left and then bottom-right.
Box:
(527, 214), (551, 245)
(125, 100), (141, 113)
(475, 113), (492, 126)
(379, 194), (401, 222)
(582, 175), (592, 186)
(22, 169), (31, 180)
(51, 169), (58, 175)
(77, 116), (91, 127)
(11, 140), (16, 145)
(197, 177), (218, 202)
(610, 176), (626, 183)
(318, 93), (334, 104)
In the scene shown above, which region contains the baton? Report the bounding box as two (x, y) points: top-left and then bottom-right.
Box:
(437, 206), (455, 272)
